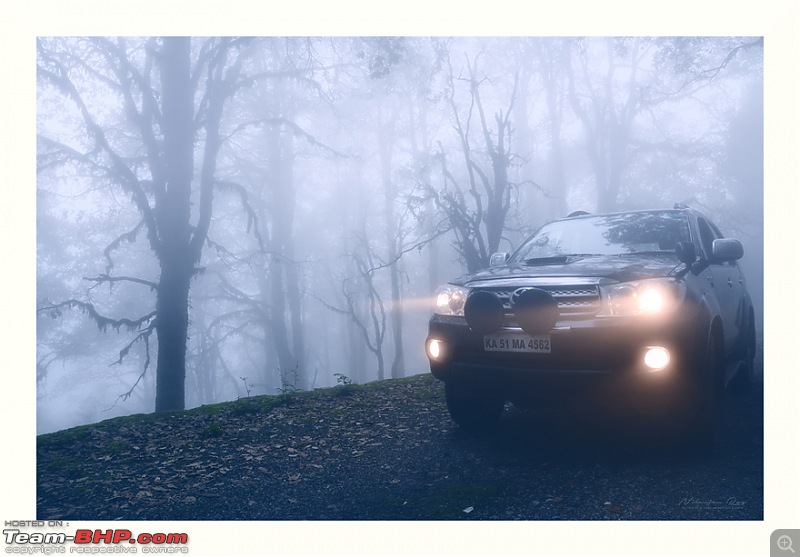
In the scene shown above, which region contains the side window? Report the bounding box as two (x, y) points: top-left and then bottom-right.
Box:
(696, 218), (718, 259)
(709, 221), (724, 238)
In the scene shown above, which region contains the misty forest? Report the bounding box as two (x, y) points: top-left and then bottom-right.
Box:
(36, 36), (764, 434)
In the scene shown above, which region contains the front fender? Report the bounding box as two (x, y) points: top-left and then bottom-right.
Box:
(682, 286), (718, 380)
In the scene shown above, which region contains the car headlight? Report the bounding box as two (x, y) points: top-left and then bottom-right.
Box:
(600, 279), (683, 316)
(434, 285), (470, 316)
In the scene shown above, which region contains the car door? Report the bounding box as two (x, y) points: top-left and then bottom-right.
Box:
(696, 217), (739, 356)
(709, 220), (747, 345)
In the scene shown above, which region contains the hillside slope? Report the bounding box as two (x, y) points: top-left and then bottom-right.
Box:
(38, 370), (763, 521)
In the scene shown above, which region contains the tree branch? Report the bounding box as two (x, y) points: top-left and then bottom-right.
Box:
(106, 324), (154, 409)
(215, 180), (266, 250)
(102, 220), (145, 272)
(88, 37), (167, 194)
(110, 322), (156, 367)
(37, 42), (162, 254)
(222, 117), (350, 158)
(83, 274), (159, 291)
(37, 299), (156, 334)
(190, 40), (239, 262)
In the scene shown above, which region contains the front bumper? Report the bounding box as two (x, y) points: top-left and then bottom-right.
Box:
(426, 312), (700, 407)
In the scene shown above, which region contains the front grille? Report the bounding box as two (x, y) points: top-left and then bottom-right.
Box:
(484, 285), (601, 319)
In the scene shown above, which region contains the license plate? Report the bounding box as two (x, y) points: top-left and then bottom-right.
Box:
(483, 332), (551, 353)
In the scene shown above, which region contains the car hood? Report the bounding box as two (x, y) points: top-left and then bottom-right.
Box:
(454, 254), (683, 288)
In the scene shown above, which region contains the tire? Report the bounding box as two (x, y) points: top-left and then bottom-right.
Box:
(730, 313), (756, 393)
(444, 382), (505, 430)
(679, 329), (722, 452)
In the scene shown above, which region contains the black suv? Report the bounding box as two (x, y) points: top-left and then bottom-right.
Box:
(425, 207), (756, 446)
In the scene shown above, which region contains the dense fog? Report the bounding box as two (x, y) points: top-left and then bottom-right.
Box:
(36, 36), (764, 434)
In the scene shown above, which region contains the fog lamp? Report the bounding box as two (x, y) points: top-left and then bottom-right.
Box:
(644, 346), (670, 371)
(427, 339), (444, 361)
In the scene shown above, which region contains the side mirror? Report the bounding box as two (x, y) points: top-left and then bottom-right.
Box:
(675, 242), (697, 265)
(489, 252), (510, 266)
(712, 238), (744, 261)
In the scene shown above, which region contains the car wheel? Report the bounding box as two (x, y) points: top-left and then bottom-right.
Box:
(679, 329), (722, 452)
(444, 382), (505, 430)
(730, 313), (756, 393)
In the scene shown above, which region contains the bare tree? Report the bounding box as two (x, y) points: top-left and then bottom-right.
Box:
(536, 38), (571, 219)
(322, 233), (388, 382)
(37, 37), (261, 411)
(200, 37), (351, 393)
(566, 37), (644, 212)
(430, 47), (519, 272)
(566, 37), (764, 212)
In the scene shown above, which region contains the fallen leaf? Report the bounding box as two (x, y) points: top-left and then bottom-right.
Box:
(604, 502), (623, 513)
(463, 506), (474, 514)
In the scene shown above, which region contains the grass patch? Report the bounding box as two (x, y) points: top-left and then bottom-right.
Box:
(38, 374), (436, 442)
(100, 440), (133, 455)
(331, 384), (359, 398)
(41, 456), (84, 480)
(202, 422), (224, 438)
(37, 426), (92, 451)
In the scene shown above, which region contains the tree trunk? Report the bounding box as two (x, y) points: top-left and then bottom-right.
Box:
(154, 37), (194, 412)
(155, 261), (191, 411)
(541, 40), (569, 218)
(264, 116), (304, 390)
(281, 138), (306, 388)
(269, 255), (298, 388)
(285, 258), (306, 386)
(377, 106), (405, 379)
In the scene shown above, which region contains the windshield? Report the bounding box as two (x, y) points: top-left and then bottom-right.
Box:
(512, 211), (691, 262)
